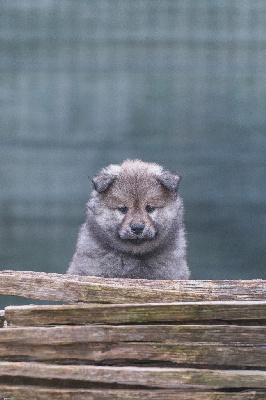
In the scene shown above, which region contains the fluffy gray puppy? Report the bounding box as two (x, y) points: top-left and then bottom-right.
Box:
(67, 159), (189, 280)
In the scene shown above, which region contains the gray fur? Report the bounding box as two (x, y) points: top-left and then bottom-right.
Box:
(67, 159), (190, 280)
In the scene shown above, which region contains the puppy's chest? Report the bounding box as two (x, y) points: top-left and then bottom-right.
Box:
(97, 250), (161, 279)
(119, 256), (152, 279)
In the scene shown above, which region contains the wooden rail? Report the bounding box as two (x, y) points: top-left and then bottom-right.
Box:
(4, 301), (266, 326)
(0, 270), (265, 303)
(0, 271), (265, 399)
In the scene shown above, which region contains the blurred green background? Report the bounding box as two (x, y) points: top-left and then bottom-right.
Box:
(1, 1), (266, 308)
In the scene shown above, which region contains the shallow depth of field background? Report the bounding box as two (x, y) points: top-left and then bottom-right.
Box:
(1, 1), (266, 307)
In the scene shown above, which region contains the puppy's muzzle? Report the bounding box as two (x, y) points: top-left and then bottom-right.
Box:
(118, 222), (156, 242)
(130, 223), (145, 236)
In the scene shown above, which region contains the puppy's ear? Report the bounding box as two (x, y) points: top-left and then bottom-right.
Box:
(89, 173), (116, 193)
(157, 172), (182, 192)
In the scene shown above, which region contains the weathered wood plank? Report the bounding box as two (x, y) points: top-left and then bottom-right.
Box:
(0, 325), (265, 367)
(0, 339), (265, 368)
(0, 362), (266, 389)
(0, 310), (4, 328)
(0, 270), (265, 304)
(5, 301), (266, 327)
(0, 386), (264, 400)
(0, 324), (265, 345)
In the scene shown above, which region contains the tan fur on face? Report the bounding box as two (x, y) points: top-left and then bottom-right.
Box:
(104, 160), (175, 212)
(67, 160), (189, 280)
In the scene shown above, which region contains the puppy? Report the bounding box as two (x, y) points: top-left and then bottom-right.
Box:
(67, 159), (189, 280)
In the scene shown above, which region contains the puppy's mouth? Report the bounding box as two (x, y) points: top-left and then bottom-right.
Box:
(122, 237), (153, 245)
(118, 230), (157, 245)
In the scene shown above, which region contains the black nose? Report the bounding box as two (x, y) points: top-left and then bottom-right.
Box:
(131, 223), (145, 235)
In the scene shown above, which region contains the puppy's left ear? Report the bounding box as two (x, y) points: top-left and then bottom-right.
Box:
(89, 173), (116, 193)
(157, 172), (182, 192)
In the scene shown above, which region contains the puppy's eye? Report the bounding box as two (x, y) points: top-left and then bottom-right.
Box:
(146, 205), (155, 213)
(118, 206), (128, 214)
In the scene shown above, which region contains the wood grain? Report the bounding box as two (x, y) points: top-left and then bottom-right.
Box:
(0, 362), (266, 389)
(0, 340), (265, 368)
(0, 270), (265, 304)
(0, 324), (265, 345)
(0, 324), (265, 367)
(0, 386), (264, 400)
(5, 301), (266, 327)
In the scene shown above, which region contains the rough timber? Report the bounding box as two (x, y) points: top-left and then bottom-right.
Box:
(0, 270), (265, 399)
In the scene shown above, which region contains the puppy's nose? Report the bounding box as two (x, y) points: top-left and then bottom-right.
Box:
(131, 223), (145, 235)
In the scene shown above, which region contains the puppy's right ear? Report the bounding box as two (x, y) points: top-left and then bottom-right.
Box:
(89, 173), (116, 193)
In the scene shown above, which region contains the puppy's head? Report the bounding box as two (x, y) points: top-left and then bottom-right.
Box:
(88, 160), (183, 255)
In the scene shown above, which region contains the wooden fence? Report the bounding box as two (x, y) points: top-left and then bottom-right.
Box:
(0, 270), (265, 399)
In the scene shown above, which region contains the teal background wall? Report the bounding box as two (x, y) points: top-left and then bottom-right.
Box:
(1, 1), (266, 307)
